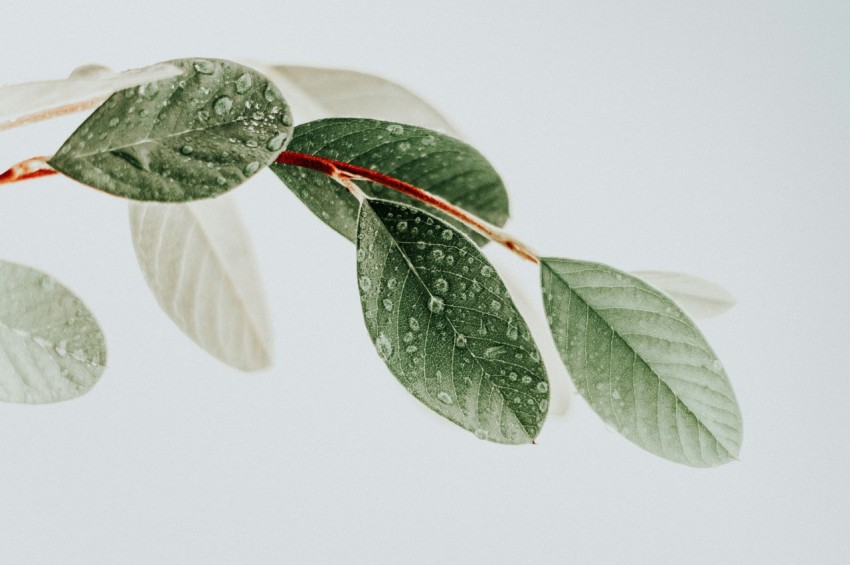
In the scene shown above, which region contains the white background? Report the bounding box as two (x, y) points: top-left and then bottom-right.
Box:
(1, 1), (848, 563)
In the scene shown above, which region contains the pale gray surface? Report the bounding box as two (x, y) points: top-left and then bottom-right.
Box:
(0, 1), (847, 563)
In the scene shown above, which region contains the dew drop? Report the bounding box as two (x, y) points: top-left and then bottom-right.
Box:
(357, 249), (366, 263)
(235, 73), (253, 94)
(403, 332), (414, 343)
(243, 161), (260, 176)
(712, 359), (723, 371)
(611, 389), (621, 400)
(521, 375), (532, 385)
(108, 117), (120, 127)
(266, 132), (287, 151)
(409, 318), (420, 331)
(428, 296), (445, 314)
(213, 96), (233, 116)
(506, 323), (518, 341)
(398, 141), (411, 152)
(536, 381), (549, 394)
(480, 265), (494, 278)
(508, 372), (518, 381)
(264, 85), (277, 102)
(193, 60), (215, 74)
(180, 145), (193, 155)
(375, 333), (393, 360)
(441, 229), (454, 241)
(454, 334), (467, 348)
(386, 124), (404, 135)
(490, 300), (502, 311)
(281, 113), (293, 127)
(69, 64), (113, 79)
(474, 428), (489, 440)
(421, 135), (436, 146)
(406, 345), (418, 353)
(359, 276), (372, 292)
(245, 139), (259, 148)
(387, 278), (398, 290)
(396, 220), (408, 232)
(383, 299), (394, 312)
(431, 249), (444, 261)
(433, 278), (449, 295)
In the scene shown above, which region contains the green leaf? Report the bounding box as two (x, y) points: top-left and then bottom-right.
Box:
(271, 118), (509, 245)
(356, 199), (548, 444)
(540, 257), (742, 467)
(0, 261), (106, 403)
(49, 58), (292, 202)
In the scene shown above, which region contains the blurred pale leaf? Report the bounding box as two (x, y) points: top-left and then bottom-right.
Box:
(0, 62), (183, 131)
(129, 196), (273, 371)
(633, 270), (736, 319)
(0, 261), (106, 403)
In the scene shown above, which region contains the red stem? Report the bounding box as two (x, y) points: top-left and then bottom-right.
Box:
(276, 151), (539, 263)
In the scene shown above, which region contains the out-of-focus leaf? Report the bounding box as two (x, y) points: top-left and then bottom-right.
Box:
(129, 196), (273, 371)
(0, 261), (106, 403)
(249, 62), (460, 134)
(0, 63), (183, 131)
(633, 270), (736, 319)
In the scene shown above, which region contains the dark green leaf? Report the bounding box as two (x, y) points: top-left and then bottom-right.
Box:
(272, 118), (509, 245)
(540, 257), (742, 466)
(0, 261), (106, 403)
(49, 58), (292, 202)
(357, 199), (548, 444)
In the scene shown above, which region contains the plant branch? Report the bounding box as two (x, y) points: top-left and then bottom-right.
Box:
(276, 151), (540, 264)
(0, 156), (56, 185)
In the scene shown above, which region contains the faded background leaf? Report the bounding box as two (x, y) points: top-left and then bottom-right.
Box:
(633, 270), (736, 319)
(250, 62), (460, 135)
(0, 261), (106, 403)
(129, 196), (273, 371)
(0, 63), (183, 131)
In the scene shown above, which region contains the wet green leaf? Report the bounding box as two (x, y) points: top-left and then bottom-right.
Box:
(0, 261), (106, 403)
(272, 118), (509, 245)
(49, 58), (292, 202)
(540, 257), (742, 466)
(357, 199), (547, 444)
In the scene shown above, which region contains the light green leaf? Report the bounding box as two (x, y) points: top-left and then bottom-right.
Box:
(540, 257), (742, 466)
(129, 195), (273, 371)
(357, 199), (548, 444)
(271, 118), (509, 245)
(0, 261), (106, 403)
(49, 58), (292, 202)
(251, 62), (460, 135)
(632, 270), (736, 319)
(0, 62), (183, 131)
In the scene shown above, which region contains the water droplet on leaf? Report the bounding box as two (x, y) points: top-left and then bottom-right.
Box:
(213, 96), (233, 116)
